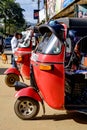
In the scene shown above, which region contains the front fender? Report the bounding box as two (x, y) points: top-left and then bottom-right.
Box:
(15, 87), (42, 102)
(4, 67), (20, 75)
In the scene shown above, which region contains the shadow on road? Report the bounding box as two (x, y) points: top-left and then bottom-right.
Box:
(34, 112), (87, 124)
(0, 68), (8, 75)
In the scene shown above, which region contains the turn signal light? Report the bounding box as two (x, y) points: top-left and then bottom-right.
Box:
(39, 64), (52, 71)
(17, 56), (22, 62)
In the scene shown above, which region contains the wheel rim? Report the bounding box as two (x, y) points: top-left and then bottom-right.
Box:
(9, 77), (15, 83)
(5, 74), (20, 87)
(19, 100), (35, 116)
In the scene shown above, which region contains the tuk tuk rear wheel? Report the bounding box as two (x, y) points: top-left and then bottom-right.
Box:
(5, 73), (20, 87)
(14, 97), (40, 120)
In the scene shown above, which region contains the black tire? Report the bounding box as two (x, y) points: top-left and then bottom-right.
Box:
(14, 97), (40, 120)
(5, 73), (20, 87)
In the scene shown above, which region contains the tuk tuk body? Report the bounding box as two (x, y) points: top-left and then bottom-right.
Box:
(14, 18), (87, 120)
(31, 18), (87, 109)
(14, 46), (31, 80)
(31, 44), (65, 109)
(4, 40), (32, 87)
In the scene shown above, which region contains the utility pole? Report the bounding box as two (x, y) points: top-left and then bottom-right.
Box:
(37, 0), (40, 23)
(44, 0), (48, 22)
(32, 0), (40, 23)
(37, 0), (48, 23)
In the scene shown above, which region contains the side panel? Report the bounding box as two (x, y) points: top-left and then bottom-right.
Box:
(20, 54), (31, 79)
(32, 45), (65, 109)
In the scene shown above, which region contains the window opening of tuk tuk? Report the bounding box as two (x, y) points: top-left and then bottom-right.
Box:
(36, 32), (63, 55)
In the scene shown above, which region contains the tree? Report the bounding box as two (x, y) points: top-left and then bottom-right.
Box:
(0, 0), (26, 34)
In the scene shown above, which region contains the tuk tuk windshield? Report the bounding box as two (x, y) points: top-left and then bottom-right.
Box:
(18, 39), (30, 48)
(36, 32), (63, 54)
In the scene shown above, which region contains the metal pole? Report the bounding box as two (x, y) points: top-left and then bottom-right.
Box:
(38, 0), (40, 23)
(45, 0), (48, 22)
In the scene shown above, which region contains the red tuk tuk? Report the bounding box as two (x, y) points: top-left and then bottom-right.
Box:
(4, 38), (32, 87)
(14, 18), (87, 120)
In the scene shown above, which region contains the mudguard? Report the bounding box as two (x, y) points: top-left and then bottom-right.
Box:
(15, 87), (42, 102)
(4, 67), (20, 75)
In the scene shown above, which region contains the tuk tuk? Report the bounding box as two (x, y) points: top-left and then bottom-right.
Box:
(14, 18), (87, 120)
(4, 38), (32, 87)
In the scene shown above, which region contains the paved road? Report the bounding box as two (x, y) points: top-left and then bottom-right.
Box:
(0, 52), (87, 130)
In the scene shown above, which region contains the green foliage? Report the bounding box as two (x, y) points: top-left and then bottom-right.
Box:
(0, 0), (26, 35)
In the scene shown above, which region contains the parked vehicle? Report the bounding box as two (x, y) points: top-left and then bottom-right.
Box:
(0, 35), (4, 53)
(4, 39), (32, 87)
(14, 18), (87, 120)
(4, 37), (12, 48)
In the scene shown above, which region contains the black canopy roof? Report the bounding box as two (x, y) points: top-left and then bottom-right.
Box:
(57, 17), (87, 29)
(39, 18), (87, 38)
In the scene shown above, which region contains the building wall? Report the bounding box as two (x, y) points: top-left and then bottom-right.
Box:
(51, 0), (87, 19)
(47, 0), (76, 19)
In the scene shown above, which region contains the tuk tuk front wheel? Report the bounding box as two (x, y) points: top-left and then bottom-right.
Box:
(5, 73), (20, 87)
(14, 97), (40, 120)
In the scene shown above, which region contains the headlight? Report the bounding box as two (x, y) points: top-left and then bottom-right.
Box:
(15, 55), (22, 62)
